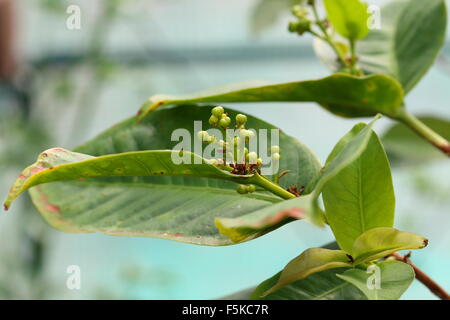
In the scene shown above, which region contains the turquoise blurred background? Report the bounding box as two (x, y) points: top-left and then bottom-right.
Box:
(0, 0), (449, 299)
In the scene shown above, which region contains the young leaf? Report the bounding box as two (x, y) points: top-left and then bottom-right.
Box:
(308, 116), (379, 226)
(323, 0), (370, 41)
(137, 74), (404, 120)
(382, 116), (450, 165)
(351, 227), (428, 264)
(7, 105), (322, 246)
(251, 268), (367, 300)
(260, 248), (352, 296)
(358, 0), (447, 93)
(336, 260), (415, 300)
(322, 122), (395, 253)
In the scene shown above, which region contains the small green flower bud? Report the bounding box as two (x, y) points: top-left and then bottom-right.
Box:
(257, 158), (263, 166)
(212, 106), (224, 117)
(297, 19), (311, 35)
(237, 185), (248, 194)
(208, 135), (216, 143)
(291, 5), (308, 19)
(209, 115), (219, 126)
(236, 114), (247, 126)
(273, 152), (281, 161)
(218, 140), (227, 148)
(247, 185), (256, 193)
(288, 21), (300, 33)
(219, 117), (231, 128)
(271, 145), (280, 154)
(248, 152), (258, 164)
(197, 131), (209, 141)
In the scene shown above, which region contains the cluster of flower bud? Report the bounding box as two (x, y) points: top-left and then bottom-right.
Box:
(288, 4), (312, 35)
(198, 106), (282, 194)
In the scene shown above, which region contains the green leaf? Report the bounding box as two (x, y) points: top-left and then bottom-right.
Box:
(215, 195), (312, 244)
(322, 121), (395, 253)
(137, 74), (404, 120)
(3, 148), (249, 210)
(7, 105), (321, 246)
(251, 268), (367, 300)
(323, 0), (370, 41)
(382, 116), (450, 165)
(358, 0), (447, 93)
(351, 227), (428, 264)
(308, 116), (379, 226)
(260, 248), (352, 296)
(336, 260), (415, 300)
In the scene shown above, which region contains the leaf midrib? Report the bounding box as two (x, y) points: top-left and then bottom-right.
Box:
(357, 158), (366, 235)
(57, 180), (282, 203)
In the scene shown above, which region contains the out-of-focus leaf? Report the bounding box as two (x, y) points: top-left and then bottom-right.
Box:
(358, 0), (447, 93)
(382, 116), (450, 165)
(250, 0), (300, 36)
(323, 0), (369, 41)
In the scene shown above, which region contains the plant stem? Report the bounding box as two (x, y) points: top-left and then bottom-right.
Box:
(249, 173), (296, 200)
(349, 39), (362, 75)
(393, 109), (450, 157)
(310, 3), (350, 70)
(390, 253), (450, 300)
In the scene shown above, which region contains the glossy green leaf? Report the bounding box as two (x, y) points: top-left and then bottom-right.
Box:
(323, 0), (369, 41)
(251, 268), (367, 300)
(261, 248), (352, 296)
(337, 260), (415, 300)
(382, 116), (450, 165)
(308, 117), (379, 226)
(358, 0), (447, 93)
(351, 227), (428, 264)
(7, 105), (321, 246)
(322, 121), (395, 253)
(137, 74), (404, 120)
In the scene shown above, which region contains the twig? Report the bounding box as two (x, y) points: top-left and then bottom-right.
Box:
(390, 252), (450, 300)
(393, 109), (450, 157)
